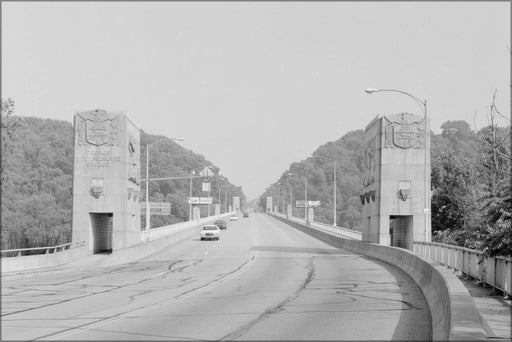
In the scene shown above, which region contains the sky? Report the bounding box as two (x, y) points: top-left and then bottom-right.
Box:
(2, 2), (510, 200)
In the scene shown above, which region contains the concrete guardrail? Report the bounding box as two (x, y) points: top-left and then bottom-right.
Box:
(269, 212), (487, 341)
(1, 241), (86, 257)
(281, 213), (363, 240)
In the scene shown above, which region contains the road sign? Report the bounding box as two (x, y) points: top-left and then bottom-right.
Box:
(188, 197), (212, 204)
(200, 197), (213, 204)
(296, 200), (321, 208)
(199, 167), (214, 177)
(202, 182), (210, 192)
(308, 201), (321, 207)
(140, 202), (171, 215)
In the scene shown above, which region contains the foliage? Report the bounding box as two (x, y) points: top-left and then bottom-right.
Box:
(1, 115), (73, 250)
(430, 150), (479, 235)
(1, 98), (23, 189)
(1, 110), (245, 250)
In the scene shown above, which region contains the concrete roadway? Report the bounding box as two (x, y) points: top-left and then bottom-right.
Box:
(1, 213), (431, 340)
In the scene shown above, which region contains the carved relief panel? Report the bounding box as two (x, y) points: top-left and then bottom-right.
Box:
(384, 113), (424, 149)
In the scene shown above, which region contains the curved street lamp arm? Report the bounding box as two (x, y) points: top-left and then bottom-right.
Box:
(367, 88), (426, 115)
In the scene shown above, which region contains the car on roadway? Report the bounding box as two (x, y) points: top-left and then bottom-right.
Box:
(243, 212), (249, 218)
(200, 225), (221, 241)
(230, 215), (238, 221)
(213, 219), (227, 230)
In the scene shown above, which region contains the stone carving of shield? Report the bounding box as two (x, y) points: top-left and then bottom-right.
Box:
(393, 124), (418, 149)
(85, 119), (111, 146)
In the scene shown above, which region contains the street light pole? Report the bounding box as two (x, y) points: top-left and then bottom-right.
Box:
(282, 187), (285, 215)
(218, 173), (222, 216)
(289, 185), (292, 216)
(189, 170), (194, 221)
(334, 161), (336, 227)
(146, 143), (150, 231)
(145, 137), (184, 232)
(304, 177), (308, 222)
(365, 88), (430, 242)
(286, 172), (293, 217)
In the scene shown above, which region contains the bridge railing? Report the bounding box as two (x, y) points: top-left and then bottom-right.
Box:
(414, 241), (512, 297)
(1, 241), (86, 258)
(273, 212), (363, 240)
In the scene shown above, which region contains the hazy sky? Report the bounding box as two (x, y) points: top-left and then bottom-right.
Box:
(2, 2), (510, 200)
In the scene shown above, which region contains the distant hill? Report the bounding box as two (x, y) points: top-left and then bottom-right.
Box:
(1, 115), (245, 250)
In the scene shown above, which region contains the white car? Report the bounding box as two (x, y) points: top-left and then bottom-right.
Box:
(230, 215), (238, 221)
(200, 225), (220, 241)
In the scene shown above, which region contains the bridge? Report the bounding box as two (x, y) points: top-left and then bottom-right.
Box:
(2, 211), (510, 340)
(2, 109), (510, 341)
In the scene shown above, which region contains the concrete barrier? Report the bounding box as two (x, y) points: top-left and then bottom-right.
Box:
(269, 213), (487, 341)
(1, 212), (236, 273)
(1, 247), (90, 273)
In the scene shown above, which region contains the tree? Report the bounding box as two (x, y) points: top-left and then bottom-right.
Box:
(476, 90), (511, 257)
(430, 151), (482, 248)
(1, 98), (23, 189)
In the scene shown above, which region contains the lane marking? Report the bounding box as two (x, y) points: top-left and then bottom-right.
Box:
(204, 251), (209, 255)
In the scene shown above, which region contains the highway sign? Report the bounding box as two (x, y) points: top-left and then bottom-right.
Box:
(188, 197), (200, 204)
(199, 197), (212, 204)
(296, 200), (321, 208)
(140, 202), (171, 215)
(188, 197), (212, 204)
(199, 167), (214, 177)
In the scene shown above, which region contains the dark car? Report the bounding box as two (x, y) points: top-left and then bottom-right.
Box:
(243, 212), (249, 218)
(213, 220), (227, 230)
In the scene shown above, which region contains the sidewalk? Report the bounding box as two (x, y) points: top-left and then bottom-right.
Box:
(458, 275), (511, 341)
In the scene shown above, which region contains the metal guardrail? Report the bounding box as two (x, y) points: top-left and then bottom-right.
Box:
(141, 212), (237, 242)
(273, 212), (363, 240)
(414, 241), (512, 297)
(1, 241), (86, 258)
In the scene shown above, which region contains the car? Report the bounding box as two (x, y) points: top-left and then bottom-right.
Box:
(213, 220), (227, 230)
(243, 212), (249, 218)
(200, 225), (221, 241)
(230, 215), (238, 221)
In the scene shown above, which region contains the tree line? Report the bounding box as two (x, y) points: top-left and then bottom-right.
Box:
(1, 99), (245, 250)
(259, 97), (510, 258)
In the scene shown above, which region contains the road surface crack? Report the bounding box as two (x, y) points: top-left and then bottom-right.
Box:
(220, 257), (315, 341)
